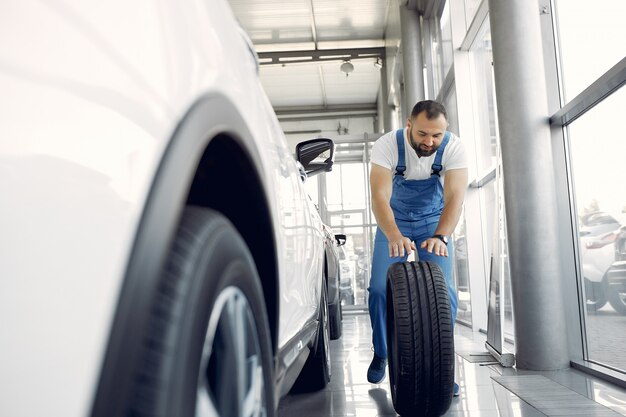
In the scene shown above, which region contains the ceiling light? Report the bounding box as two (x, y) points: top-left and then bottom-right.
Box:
(340, 60), (354, 77)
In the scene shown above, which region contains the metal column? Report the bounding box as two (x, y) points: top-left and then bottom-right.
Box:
(377, 61), (391, 133)
(400, 5), (425, 118)
(488, 0), (569, 369)
(380, 59), (394, 133)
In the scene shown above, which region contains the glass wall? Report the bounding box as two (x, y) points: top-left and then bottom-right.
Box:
(430, 2), (454, 94)
(495, 164), (514, 344)
(439, 1), (454, 80)
(553, 0), (626, 101)
(442, 86), (459, 136)
(470, 25), (498, 175)
(442, 85), (473, 326)
(323, 159), (374, 309)
(469, 21), (514, 342)
(566, 87), (626, 371)
(453, 208), (472, 325)
(551, 0), (626, 376)
(463, 0), (481, 27)
(326, 162), (367, 212)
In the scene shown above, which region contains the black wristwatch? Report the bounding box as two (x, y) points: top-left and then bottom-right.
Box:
(433, 234), (449, 245)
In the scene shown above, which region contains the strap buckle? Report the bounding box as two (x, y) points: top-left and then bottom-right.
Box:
(431, 163), (443, 177)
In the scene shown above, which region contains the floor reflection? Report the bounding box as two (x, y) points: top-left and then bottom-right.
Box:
(277, 313), (626, 417)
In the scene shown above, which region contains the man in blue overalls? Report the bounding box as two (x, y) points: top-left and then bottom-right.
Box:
(367, 100), (468, 395)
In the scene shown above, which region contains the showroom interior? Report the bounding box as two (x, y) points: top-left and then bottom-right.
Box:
(2, 0), (624, 416)
(229, 0), (626, 415)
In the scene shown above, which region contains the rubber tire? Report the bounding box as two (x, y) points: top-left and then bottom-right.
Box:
(340, 298), (343, 320)
(386, 261), (455, 417)
(608, 287), (626, 315)
(291, 284), (331, 392)
(129, 206), (275, 417)
(329, 299), (343, 340)
(585, 278), (608, 312)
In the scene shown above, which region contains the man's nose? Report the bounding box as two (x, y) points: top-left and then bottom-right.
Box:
(423, 136), (434, 146)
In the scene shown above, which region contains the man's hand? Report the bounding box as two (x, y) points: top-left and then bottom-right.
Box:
(388, 234), (417, 258)
(420, 237), (448, 257)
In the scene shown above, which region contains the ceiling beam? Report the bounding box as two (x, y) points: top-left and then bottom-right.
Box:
(258, 47), (385, 66)
(276, 104), (378, 122)
(277, 111), (378, 122)
(276, 103), (377, 115)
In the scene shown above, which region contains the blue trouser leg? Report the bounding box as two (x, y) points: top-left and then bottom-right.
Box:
(368, 228), (407, 359)
(367, 219), (458, 360)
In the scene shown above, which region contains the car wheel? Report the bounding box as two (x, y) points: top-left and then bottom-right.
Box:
(339, 297), (343, 320)
(348, 293), (355, 305)
(608, 288), (626, 315)
(329, 302), (342, 340)
(386, 261), (454, 417)
(585, 278), (608, 311)
(129, 206), (275, 417)
(291, 283), (331, 392)
(329, 282), (343, 340)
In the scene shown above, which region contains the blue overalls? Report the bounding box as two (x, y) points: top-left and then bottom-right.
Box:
(368, 128), (458, 359)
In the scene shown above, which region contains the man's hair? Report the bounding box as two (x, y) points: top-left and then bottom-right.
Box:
(410, 100), (447, 120)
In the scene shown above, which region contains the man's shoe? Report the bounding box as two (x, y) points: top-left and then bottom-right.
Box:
(453, 382), (460, 397)
(367, 355), (387, 384)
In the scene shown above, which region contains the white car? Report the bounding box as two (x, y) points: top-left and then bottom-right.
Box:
(0, 2), (334, 416)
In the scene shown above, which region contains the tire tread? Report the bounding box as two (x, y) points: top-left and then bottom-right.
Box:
(386, 261), (454, 417)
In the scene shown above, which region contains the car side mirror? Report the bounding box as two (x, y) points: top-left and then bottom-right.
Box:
(296, 138), (334, 177)
(335, 234), (347, 246)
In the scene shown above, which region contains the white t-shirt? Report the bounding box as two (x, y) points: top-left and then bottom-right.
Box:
(370, 128), (467, 184)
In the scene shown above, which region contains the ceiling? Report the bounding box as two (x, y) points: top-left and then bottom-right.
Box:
(229, 0), (394, 117)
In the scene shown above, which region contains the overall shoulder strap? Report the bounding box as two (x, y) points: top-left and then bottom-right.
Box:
(430, 131), (451, 177)
(395, 129), (406, 176)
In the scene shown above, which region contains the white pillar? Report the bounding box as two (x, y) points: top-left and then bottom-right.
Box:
(488, 0), (570, 370)
(400, 5), (425, 115)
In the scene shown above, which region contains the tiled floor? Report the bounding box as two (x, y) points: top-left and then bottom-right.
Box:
(278, 312), (626, 417)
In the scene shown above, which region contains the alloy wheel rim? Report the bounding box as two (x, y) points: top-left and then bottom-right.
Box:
(195, 286), (267, 417)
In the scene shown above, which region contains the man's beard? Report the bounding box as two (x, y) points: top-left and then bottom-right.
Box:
(410, 138), (439, 157)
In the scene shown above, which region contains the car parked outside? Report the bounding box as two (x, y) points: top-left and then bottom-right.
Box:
(339, 245), (356, 305)
(579, 212), (622, 311)
(1, 2), (334, 416)
(322, 224), (347, 339)
(606, 225), (626, 314)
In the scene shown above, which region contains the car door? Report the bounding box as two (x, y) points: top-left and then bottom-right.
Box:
(260, 108), (324, 347)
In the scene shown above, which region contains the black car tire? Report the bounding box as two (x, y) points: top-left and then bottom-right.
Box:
(291, 283), (331, 392)
(608, 287), (626, 315)
(339, 296), (344, 320)
(329, 299), (343, 340)
(585, 278), (608, 311)
(341, 292), (355, 306)
(386, 261), (455, 417)
(129, 206), (275, 417)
